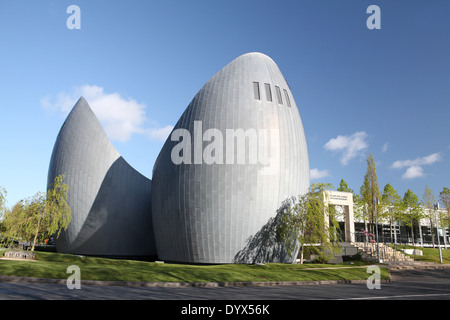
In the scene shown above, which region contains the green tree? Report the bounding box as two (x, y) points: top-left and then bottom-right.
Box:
(381, 183), (402, 243)
(422, 185), (436, 247)
(439, 187), (450, 228)
(401, 189), (423, 247)
(276, 183), (341, 264)
(0, 186), (7, 215)
(337, 179), (354, 194)
(337, 179), (357, 221)
(2, 175), (71, 251)
(360, 154), (381, 234)
(352, 193), (366, 229)
(0, 186), (8, 235)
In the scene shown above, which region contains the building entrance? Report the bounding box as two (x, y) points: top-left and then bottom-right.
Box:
(324, 191), (355, 243)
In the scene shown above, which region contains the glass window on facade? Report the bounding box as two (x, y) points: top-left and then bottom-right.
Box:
(284, 89), (291, 107)
(275, 86), (283, 105)
(265, 83), (272, 102)
(253, 82), (260, 100)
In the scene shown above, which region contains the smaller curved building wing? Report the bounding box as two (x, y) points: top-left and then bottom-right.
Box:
(48, 97), (156, 258)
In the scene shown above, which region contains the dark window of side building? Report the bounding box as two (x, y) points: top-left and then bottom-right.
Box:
(265, 83), (272, 102)
(275, 86), (283, 105)
(253, 82), (260, 100)
(284, 89), (291, 107)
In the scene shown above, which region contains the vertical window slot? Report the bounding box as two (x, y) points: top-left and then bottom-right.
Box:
(275, 86), (283, 105)
(284, 89), (291, 107)
(265, 83), (272, 102)
(253, 82), (260, 100)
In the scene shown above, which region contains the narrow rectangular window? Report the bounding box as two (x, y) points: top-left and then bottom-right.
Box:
(284, 89), (291, 107)
(265, 83), (272, 102)
(275, 86), (283, 105)
(253, 82), (260, 100)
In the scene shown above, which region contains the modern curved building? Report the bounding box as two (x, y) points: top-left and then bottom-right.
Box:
(48, 52), (309, 264)
(151, 52), (309, 264)
(48, 97), (156, 258)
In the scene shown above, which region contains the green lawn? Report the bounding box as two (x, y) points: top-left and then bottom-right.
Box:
(391, 245), (450, 264)
(0, 250), (390, 283)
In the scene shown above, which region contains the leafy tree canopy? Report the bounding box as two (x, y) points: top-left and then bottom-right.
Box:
(2, 175), (71, 251)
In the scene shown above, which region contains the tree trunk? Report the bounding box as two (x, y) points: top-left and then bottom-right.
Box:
(299, 245), (304, 264)
(31, 217), (41, 252)
(430, 218), (435, 248)
(390, 219), (393, 244)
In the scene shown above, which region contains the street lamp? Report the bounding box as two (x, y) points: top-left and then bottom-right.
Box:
(434, 203), (443, 264)
(375, 197), (380, 263)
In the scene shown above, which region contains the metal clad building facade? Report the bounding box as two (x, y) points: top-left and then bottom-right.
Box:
(152, 53), (309, 263)
(48, 97), (156, 258)
(48, 53), (309, 263)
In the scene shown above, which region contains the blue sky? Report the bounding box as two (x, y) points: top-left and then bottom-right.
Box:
(0, 0), (449, 207)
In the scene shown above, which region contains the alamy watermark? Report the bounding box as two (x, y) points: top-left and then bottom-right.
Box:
(366, 265), (381, 290)
(65, 5), (380, 30)
(66, 265), (81, 289)
(366, 5), (381, 30)
(66, 5), (81, 30)
(170, 121), (280, 175)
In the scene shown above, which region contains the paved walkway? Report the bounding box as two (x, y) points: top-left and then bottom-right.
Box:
(383, 261), (450, 270)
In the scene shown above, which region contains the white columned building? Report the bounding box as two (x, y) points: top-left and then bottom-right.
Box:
(324, 191), (355, 243)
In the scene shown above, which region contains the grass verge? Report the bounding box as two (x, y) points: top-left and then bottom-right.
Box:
(0, 250), (389, 283)
(390, 245), (450, 264)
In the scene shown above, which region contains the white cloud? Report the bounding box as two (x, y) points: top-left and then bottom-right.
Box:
(310, 168), (330, 180)
(142, 125), (174, 142)
(42, 85), (172, 142)
(402, 166), (424, 179)
(391, 152), (442, 179)
(391, 152), (441, 169)
(381, 142), (389, 153)
(324, 131), (368, 165)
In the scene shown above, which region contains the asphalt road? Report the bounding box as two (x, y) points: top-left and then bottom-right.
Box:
(1, 267), (449, 317)
(1, 268), (450, 301)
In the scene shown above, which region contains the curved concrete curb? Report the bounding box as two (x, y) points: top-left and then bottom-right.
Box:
(0, 275), (391, 288)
